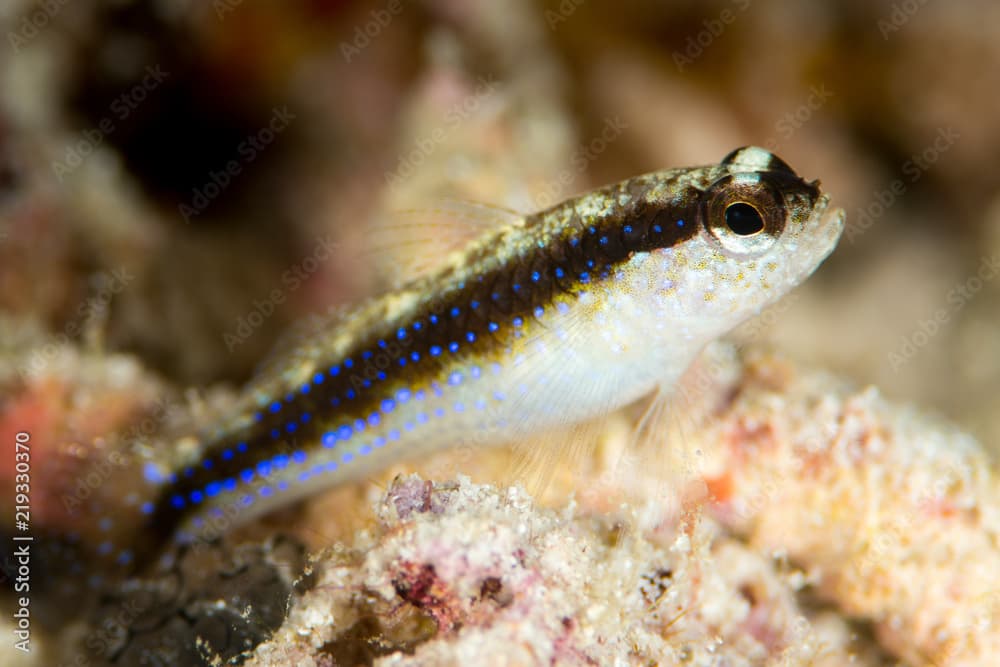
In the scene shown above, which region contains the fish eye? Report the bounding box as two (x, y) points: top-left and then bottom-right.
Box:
(724, 202), (765, 236)
(702, 174), (786, 257)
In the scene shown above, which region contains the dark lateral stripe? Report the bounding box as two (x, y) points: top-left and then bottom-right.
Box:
(145, 180), (703, 549)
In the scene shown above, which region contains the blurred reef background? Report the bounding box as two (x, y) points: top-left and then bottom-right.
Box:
(1, 0), (1000, 665)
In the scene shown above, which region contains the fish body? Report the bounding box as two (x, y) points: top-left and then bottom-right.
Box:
(103, 146), (843, 564)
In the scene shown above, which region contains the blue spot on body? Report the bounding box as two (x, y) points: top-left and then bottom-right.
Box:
(273, 453), (290, 469)
(240, 469), (255, 484)
(555, 267), (565, 278)
(397, 327), (407, 340)
(448, 371), (462, 385)
(454, 402), (465, 413)
(677, 219), (685, 227)
(624, 225), (633, 234)
(580, 272), (590, 283)
(429, 315), (439, 325)
(331, 365), (341, 376)
(570, 238), (579, 247)
(237, 442), (248, 453)
(322, 432), (337, 448)
(292, 450), (307, 464)
(301, 412), (311, 424)
(359, 445), (372, 456)
(313, 372), (325, 384)
(286, 422), (297, 433)
(534, 305), (544, 318)
(362, 350), (373, 360)
(467, 332), (476, 342)
(117, 551), (133, 566)
(143, 463), (162, 484)
(257, 460), (272, 477)
(241, 495), (253, 507)
(259, 486), (273, 497)
(270, 428), (280, 439)
(653, 224), (662, 233)
(171, 495), (185, 509)
(471, 366), (482, 379)
(97, 541), (113, 556)
(278, 481), (289, 491)
(223, 478), (237, 492)
(338, 424), (353, 440)
(388, 429), (401, 441)
(205, 481), (222, 498)
(471, 300), (480, 309)
(599, 236), (608, 245)
(99, 518), (112, 532)
(301, 383), (311, 395)
(346, 389), (356, 400)
(449, 341), (459, 353)
(531, 271), (540, 282)
(411, 351), (421, 362)
(513, 317), (523, 328)
(451, 307), (460, 317)
(141, 501), (154, 515)
(488, 322), (499, 332)
(221, 449), (233, 461)
(373, 436), (387, 448)
(512, 284), (521, 293)
(430, 345), (442, 357)
(434, 407), (446, 418)
(416, 412), (428, 424)
(342, 452), (354, 463)
(269, 401), (281, 414)
(381, 398), (395, 413)
(344, 358), (354, 368)
(413, 321), (422, 331)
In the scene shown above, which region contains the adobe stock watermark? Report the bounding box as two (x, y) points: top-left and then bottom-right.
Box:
(7, 0), (70, 53)
(763, 84), (834, 151)
(846, 126), (959, 244)
(51, 66), (170, 182)
(214, 0), (245, 20)
(179, 106), (295, 223)
(223, 234), (337, 351)
(384, 76), (496, 189)
(545, 0), (586, 30)
(339, 0), (405, 63)
(887, 252), (1000, 372)
(672, 0), (752, 72)
(17, 267), (135, 380)
(531, 115), (628, 209)
(877, 0), (933, 40)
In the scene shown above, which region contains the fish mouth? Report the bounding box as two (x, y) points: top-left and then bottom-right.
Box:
(809, 193), (846, 259)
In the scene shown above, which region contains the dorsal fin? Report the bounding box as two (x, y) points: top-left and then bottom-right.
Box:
(364, 199), (526, 288)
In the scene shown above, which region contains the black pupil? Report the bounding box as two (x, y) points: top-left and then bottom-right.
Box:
(724, 202), (765, 236)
